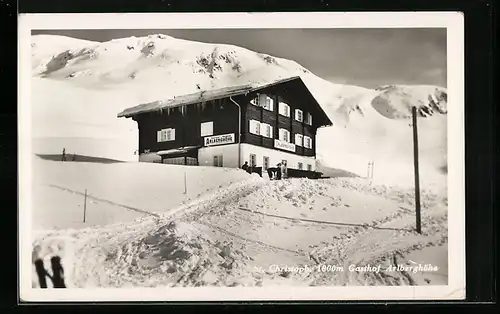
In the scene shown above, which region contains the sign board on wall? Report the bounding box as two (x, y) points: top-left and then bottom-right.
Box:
(274, 139), (296, 153)
(204, 133), (235, 147)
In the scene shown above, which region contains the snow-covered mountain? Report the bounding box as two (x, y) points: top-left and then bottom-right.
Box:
(29, 34), (448, 187)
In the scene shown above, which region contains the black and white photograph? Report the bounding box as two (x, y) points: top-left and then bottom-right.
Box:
(18, 12), (465, 301)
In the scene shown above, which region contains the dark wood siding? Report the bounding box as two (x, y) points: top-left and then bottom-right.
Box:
(134, 78), (325, 159)
(235, 80), (320, 157)
(136, 98), (239, 154)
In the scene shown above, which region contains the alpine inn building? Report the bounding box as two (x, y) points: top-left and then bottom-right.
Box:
(117, 76), (333, 176)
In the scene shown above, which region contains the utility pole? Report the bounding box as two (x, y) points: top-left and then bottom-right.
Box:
(412, 106), (422, 234)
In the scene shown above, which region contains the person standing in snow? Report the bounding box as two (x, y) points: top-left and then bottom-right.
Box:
(282, 161), (288, 179)
(241, 161), (249, 172)
(276, 163), (282, 180)
(61, 148), (66, 162)
(267, 167), (275, 180)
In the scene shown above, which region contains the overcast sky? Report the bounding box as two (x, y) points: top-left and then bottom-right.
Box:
(32, 28), (447, 88)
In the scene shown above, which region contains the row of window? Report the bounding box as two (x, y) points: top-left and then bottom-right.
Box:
(158, 119), (313, 149)
(250, 94), (313, 125)
(249, 154), (312, 171)
(158, 121), (214, 143)
(248, 120), (313, 149)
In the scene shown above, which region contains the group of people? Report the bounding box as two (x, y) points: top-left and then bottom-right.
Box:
(270, 161), (288, 180)
(241, 161), (288, 180)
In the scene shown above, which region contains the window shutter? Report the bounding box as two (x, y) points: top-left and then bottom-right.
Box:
(295, 134), (303, 146)
(279, 102), (290, 117)
(250, 120), (261, 135)
(284, 130), (289, 142)
(157, 130), (162, 142)
(295, 109), (303, 122)
(171, 128), (176, 141)
(259, 94), (266, 107)
(267, 97), (274, 111)
(269, 125), (273, 138)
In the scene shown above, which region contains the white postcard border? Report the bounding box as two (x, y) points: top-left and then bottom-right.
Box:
(18, 11), (465, 302)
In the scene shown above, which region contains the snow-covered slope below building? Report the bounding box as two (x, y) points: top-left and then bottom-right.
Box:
(31, 157), (257, 231)
(29, 34), (448, 188)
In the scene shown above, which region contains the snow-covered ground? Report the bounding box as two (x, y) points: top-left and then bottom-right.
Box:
(31, 157), (253, 230)
(25, 34), (449, 290)
(31, 170), (447, 288)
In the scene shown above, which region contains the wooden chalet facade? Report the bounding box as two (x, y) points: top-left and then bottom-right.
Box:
(117, 76), (333, 174)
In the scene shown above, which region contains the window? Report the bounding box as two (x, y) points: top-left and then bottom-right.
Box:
(307, 164), (313, 171)
(295, 133), (303, 146)
(304, 136), (313, 149)
(200, 121), (214, 137)
(249, 120), (261, 135)
(263, 156), (269, 170)
(279, 128), (290, 142)
(298, 162), (303, 170)
(251, 94), (274, 111)
(157, 128), (175, 142)
(213, 155), (223, 167)
(261, 123), (273, 138)
(306, 112), (313, 125)
(250, 154), (257, 167)
(279, 101), (290, 117)
(295, 109), (303, 122)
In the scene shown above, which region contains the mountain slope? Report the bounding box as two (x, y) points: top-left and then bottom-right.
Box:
(30, 34), (448, 187)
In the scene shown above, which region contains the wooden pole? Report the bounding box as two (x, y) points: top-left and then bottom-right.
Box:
(83, 189), (87, 223)
(184, 172), (187, 194)
(412, 107), (422, 234)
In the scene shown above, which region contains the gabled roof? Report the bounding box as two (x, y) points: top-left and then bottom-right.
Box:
(117, 76), (333, 127)
(117, 76), (301, 118)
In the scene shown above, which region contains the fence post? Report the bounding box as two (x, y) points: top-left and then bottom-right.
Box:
(412, 107), (422, 234)
(184, 171), (187, 194)
(83, 189), (87, 223)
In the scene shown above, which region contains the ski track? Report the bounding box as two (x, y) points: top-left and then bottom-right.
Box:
(32, 175), (268, 288)
(32, 176), (447, 288)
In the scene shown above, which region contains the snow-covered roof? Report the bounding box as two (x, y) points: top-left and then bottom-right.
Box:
(117, 76), (302, 118)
